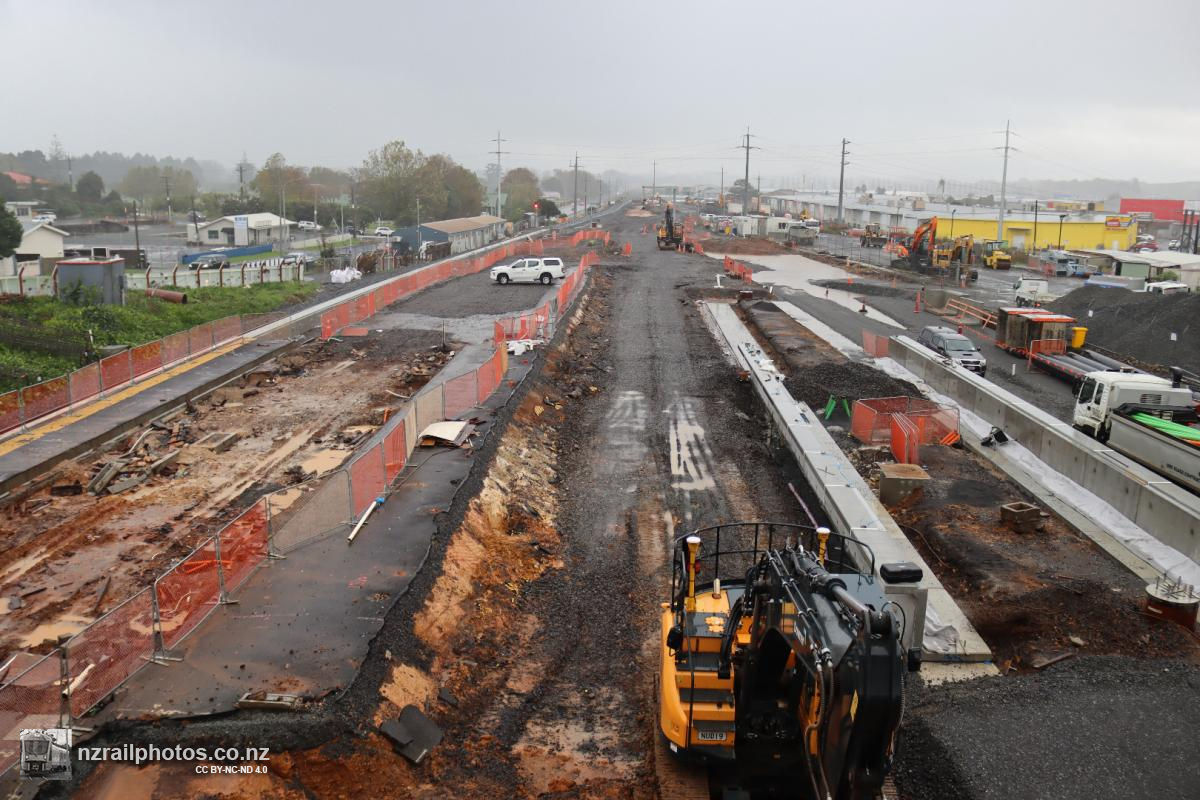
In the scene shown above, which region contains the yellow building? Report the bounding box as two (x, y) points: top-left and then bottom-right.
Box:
(938, 214), (1137, 251)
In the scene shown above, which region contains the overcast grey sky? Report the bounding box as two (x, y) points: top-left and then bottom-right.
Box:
(3, 0), (1198, 190)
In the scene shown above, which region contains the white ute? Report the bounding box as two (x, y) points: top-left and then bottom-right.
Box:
(490, 257), (564, 285)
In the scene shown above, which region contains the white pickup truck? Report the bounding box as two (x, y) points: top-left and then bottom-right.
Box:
(489, 257), (565, 285)
(1013, 278), (1058, 307)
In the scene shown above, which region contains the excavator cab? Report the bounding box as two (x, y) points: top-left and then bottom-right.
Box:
(658, 522), (910, 799)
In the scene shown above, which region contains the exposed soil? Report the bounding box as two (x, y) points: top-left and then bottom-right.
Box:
(0, 328), (453, 662)
(696, 236), (789, 256)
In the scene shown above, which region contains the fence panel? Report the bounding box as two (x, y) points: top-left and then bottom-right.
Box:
(890, 415), (919, 465)
(349, 446), (386, 517)
(414, 384), (444, 436)
(20, 377), (70, 420)
(0, 651), (63, 775)
(155, 536), (221, 650)
(162, 331), (190, 364)
(99, 351), (132, 389)
(383, 421), (406, 481)
(267, 471), (352, 552)
(0, 390), (19, 433)
(219, 500), (269, 592)
(402, 406), (419, 458)
(212, 316), (242, 345)
(130, 341), (163, 378)
(69, 363), (101, 405)
(443, 371), (478, 420)
(189, 322), (215, 355)
(66, 589), (155, 717)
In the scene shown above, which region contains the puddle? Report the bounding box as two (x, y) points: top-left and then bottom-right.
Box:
(299, 447), (350, 475)
(20, 614), (92, 646)
(0, 552), (45, 585)
(666, 397), (716, 491)
(711, 252), (905, 328)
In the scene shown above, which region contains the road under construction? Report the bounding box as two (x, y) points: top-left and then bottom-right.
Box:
(0, 205), (1196, 799)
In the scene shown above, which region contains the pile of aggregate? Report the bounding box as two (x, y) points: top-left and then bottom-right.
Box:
(1049, 286), (1200, 374)
(895, 655), (1200, 800)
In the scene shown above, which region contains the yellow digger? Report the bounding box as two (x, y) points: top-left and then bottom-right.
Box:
(932, 234), (975, 269)
(658, 522), (911, 798)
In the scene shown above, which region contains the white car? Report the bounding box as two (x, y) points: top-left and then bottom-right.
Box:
(490, 257), (564, 285)
(32, 213), (56, 223)
(374, 226), (394, 237)
(297, 220), (320, 231)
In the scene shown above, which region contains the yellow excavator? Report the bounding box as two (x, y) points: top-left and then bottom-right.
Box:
(658, 522), (912, 798)
(932, 234), (975, 269)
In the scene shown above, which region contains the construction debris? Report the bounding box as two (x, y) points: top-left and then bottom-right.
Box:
(380, 705), (443, 764)
(235, 690), (303, 711)
(419, 421), (473, 448)
(49, 482), (83, 497)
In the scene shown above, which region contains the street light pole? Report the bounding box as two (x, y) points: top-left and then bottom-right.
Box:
(1033, 201), (1039, 251)
(950, 209), (956, 239)
(1058, 214), (1066, 249)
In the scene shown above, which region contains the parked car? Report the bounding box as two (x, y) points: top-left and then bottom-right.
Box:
(374, 226), (394, 237)
(297, 220), (320, 231)
(32, 212), (56, 223)
(189, 254), (230, 271)
(489, 257), (564, 285)
(916, 326), (987, 376)
(344, 226), (361, 236)
(1131, 241), (1158, 253)
(282, 252), (318, 266)
(1168, 239), (1181, 250)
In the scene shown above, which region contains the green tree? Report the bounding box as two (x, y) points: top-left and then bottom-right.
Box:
(444, 164), (484, 219)
(251, 153), (309, 212)
(119, 164), (161, 206)
(501, 167), (540, 221)
(536, 198), (561, 217)
(0, 203), (22, 259)
(76, 170), (104, 202)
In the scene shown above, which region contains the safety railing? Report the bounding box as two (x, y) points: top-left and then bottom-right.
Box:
(851, 396), (958, 458)
(861, 330), (891, 358)
(722, 255), (753, 281)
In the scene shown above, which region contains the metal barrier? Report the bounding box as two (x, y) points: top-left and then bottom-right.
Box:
(861, 330), (890, 358)
(852, 396), (958, 456)
(890, 414), (919, 464)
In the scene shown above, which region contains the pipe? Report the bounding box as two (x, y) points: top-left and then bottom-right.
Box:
(146, 288), (187, 304)
(347, 496), (384, 544)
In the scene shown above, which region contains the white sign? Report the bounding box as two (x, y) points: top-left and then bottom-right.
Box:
(234, 215), (249, 231)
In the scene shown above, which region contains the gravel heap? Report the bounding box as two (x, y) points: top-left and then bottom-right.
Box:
(895, 655), (1200, 799)
(1049, 286), (1200, 374)
(785, 361), (917, 409)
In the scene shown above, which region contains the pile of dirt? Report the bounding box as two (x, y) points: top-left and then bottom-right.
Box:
(811, 278), (912, 298)
(699, 236), (789, 256)
(785, 361), (917, 409)
(1049, 286), (1200, 373)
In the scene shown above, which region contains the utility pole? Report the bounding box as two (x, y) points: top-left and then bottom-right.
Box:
(651, 160), (656, 200)
(583, 173), (589, 214)
(237, 152), (248, 200)
(66, 155), (73, 190)
(162, 175), (172, 221)
(837, 138), (850, 224)
(739, 127), (758, 216)
(756, 174), (760, 213)
(190, 195), (199, 243)
(133, 200), (142, 266)
(572, 153), (580, 218)
(491, 131), (508, 218)
(997, 120), (1013, 241)
(720, 166), (724, 206)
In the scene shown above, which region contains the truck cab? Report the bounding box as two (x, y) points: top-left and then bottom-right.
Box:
(1072, 371), (1194, 438)
(1013, 278), (1057, 307)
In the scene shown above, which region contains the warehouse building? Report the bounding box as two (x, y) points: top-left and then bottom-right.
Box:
(418, 214), (506, 255)
(762, 191), (1138, 250)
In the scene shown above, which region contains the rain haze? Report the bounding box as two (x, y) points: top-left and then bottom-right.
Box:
(3, 0), (1199, 188)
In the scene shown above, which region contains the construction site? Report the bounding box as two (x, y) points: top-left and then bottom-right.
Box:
(0, 201), (1196, 800)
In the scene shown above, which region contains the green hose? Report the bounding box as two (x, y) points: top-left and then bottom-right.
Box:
(1130, 412), (1200, 444)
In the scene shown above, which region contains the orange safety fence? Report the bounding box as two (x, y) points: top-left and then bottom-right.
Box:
(162, 330), (190, 365)
(907, 405), (961, 446)
(219, 500), (269, 593)
(130, 340), (163, 378)
(383, 421), (407, 481)
(861, 330), (890, 358)
(212, 316), (242, 345)
(443, 371), (479, 420)
(65, 588), (155, 717)
(70, 363), (101, 404)
(99, 350), (132, 389)
(0, 650), (64, 774)
(155, 536), (222, 650)
(20, 377), (70, 420)
(189, 322), (215, 354)
(0, 390), (19, 431)
(890, 414), (920, 464)
(722, 256), (753, 281)
(349, 445), (386, 517)
(851, 396), (945, 445)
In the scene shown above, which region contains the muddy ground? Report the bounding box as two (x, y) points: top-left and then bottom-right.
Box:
(0, 329), (451, 663)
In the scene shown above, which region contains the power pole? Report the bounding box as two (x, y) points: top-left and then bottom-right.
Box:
(583, 173), (589, 214)
(133, 200), (142, 265)
(720, 166), (724, 206)
(237, 152), (248, 200)
(163, 174), (172, 221)
(572, 154), (580, 218)
(997, 119), (1013, 241)
(739, 127), (758, 216)
(756, 174), (761, 213)
(67, 155), (73, 190)
(837, 138), (850, 224)
(651, 160), (656, 200)
(491, 131), (509, 218)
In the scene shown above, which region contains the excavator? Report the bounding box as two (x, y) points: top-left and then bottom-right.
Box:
(658, 522), (913, 799)
(979, 240), (1013, 270)
(658, 204), (685, 250)
(891, 217), (977, 281)
(932, 234), (975, 269)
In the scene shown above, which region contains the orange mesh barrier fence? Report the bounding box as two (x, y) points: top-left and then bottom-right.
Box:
(66, 589), (155, 716)
(162, 331), (190, 364)
(130, 341), (163, 378)
(189, 322), (215, 354)
(383, 421), (407, 481)
(907, 406), (960, 445)
(212, 316), (242, 345)
(443, 371), (479, 419)
(155, 537), (221, 650)
(69, 363), (101, 404)
(20, 377), (70, 420)
(861, 331), (890, 358)
(349, 445), (386, 516)
(890, 414), (919, 464)
(219, 500), (269, 592)
(99, 351), (132, 389)
(0, 651), (63, 774)
(0, 391), (19, 432)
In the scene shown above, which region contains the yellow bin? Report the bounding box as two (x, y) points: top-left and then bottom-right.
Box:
(1070, 326), (1088, 349)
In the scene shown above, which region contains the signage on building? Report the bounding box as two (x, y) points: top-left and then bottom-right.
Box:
(234, 215), (249, 231)
(1104, 216), (1131, 229)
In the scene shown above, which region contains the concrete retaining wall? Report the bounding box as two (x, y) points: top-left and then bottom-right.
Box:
(889, 335), (1200, 564)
